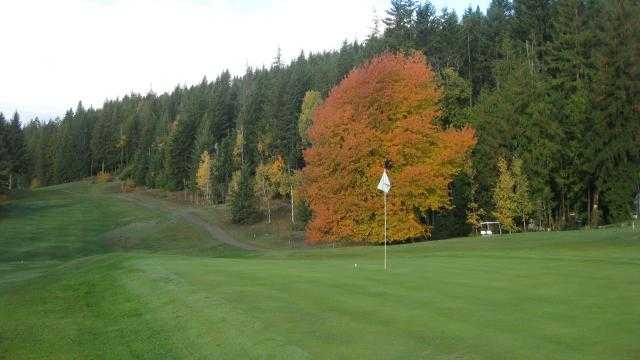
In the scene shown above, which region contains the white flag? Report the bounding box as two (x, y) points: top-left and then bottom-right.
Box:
(377, 168), (391, 194)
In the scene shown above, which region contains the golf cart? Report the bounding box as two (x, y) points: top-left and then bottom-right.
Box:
(480, 221), (502, 236)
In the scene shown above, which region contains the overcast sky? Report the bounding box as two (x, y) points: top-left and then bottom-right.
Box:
(1, 0), (490, 122)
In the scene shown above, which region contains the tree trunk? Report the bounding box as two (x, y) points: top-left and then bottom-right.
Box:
(267, 198), (271, 224)
(290, 185), (294, 224)
(587, 182), (591, 228)
(467, 33), (472, 107)
(591, 191), (599, 227)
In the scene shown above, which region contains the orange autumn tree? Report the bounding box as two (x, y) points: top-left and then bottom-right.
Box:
(302, 52), (476, 244)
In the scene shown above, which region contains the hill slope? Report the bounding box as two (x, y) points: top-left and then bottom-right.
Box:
(1, 182), (639, 359)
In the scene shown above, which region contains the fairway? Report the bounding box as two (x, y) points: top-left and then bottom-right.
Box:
(1, 182), (639, 359)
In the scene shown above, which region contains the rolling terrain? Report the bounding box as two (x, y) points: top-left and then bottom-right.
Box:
(1, 182), (639, 359)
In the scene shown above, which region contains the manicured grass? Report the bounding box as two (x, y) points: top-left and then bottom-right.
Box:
(1, 182), (639, 359)
(0, 181), (239, 262)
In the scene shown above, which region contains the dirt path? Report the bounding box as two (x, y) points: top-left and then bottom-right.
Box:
(117, 191), (258, 251)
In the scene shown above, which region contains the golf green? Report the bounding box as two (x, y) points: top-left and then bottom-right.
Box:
(1, 182), (638, 359)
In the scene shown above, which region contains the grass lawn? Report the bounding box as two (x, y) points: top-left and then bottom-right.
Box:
(1, 182), (639, 359)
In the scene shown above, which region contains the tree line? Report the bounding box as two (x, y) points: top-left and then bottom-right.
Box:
(2, 0), (638, 241)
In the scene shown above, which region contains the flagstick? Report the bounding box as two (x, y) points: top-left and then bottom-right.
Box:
(384, 191), (387, 270)
(378, 167), (391, 271)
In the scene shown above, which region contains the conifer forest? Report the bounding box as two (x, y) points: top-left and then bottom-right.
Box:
(2, 0), (639, 243)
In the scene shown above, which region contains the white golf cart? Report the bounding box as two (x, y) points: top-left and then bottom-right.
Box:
(480, 221), (502, 236)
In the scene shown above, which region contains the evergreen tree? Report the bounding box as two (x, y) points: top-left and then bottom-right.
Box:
(6, 112), (28, 189)
(471, 43), (560, 228)
(438, 67), (472, 128)
(230, 164), (259, 224)
(16, 0), (640, 235)
(545, 0), (595, 226)
(512, 157), (533, 230)
(166, 88), (204, 190)
(590, 0), (640, 222)
(90, 103), (119, 173)
(0, 113), (10, 193)
(461, 6), (491, 98)
(282, 52), (311, 167)
(214, 134), (235, 202)
(431, 9), (463, 71)
(336, 40), (358, 81)
(415, 1), (438, 57)
(74, 102), (93, 178)
(383, 0), (417, 51)
(53, 109), (76, 182)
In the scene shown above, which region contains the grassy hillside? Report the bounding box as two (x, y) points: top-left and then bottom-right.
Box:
(1, 182), (639, 359)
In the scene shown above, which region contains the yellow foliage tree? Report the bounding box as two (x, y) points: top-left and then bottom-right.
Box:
(196, 151), (213, 203)
(233, 127), (245, 167)
(254, 155), (287, 223)
(492, 157), (517, 232)
(228, 170), (241, 196)
(298, 90), (323, 148)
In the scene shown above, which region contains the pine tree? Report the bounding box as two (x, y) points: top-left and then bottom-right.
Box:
(0, 113), (10, 193)
(544, 0), (595, 226)
(283, 52), (310, 168)
(590, 0), (640, 222)
(90, 103), (119, 173)
(53, 110), (76, 183)
(74, 102), (92, 178)
(383, 0), (417, 51)
(471, 43), (560, 228)
(438, 67), (472, 128)
(431, 9), (463, 71)
(230, 164), (259, 224)
(166, 92), (201, 190)
(415, 1), (437, 56)
(6, 112), (28, 189)
(512, 157), (532, 230)
(514, 0), (553, 45)
(461, 6), (491, 97)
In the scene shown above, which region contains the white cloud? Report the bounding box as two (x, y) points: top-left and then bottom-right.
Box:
(0, 0), (488, 121)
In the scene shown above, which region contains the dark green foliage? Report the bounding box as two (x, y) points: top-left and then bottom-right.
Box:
(90, 102), (120, 173)
(470, 47), (561, 227)
(294, 198), (312, 231)
(18, 0), (640, 231)
(430, 173), (474, 239)
(1, 112), (29, 190)
(383, 0), (417, 51)
(230, 165), (259, 224)
(438, 67), (472, 127)
(589, 0), (640, 222)
(214, 134), (235, 202)
(0, 113), (10, 193)
(164, 83), (210, 190)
